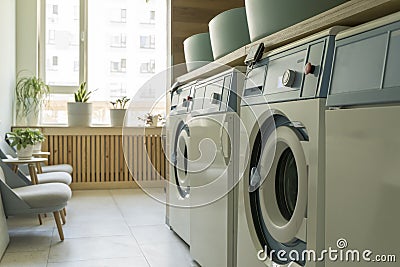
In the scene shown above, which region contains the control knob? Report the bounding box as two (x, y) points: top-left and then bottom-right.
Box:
(304, 62), (315, 75)
(282, 69), (296, 87)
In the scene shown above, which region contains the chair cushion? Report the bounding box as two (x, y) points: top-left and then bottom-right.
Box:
(13, 183), (72, 208)
(41, 164), (73, 174)
(36, 172), (72, 185)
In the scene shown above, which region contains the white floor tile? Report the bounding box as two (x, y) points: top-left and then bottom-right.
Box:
(141, 241), (194, 267)
(0, 189), (193, 267)
(53, 222), (131, 240)
(0, 250), (48, 267)
(7, 214), (55, 233)
(6, 230), (53, 253)
(123, 211), (165, 227)
(48, 236), (142, 262)
(130, 225), (180, 245)
(46, 256), (150, 267)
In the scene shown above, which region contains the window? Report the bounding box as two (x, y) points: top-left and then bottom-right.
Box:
(150, 11), (155, 21)
(73, 61), (79, 72)
(140, 60), (155, 73)
(43, 0), (80, 88)
(110, 83), (127, 98)
(140, 10), (156, 24)
(121, 35), (127, 47)
(52, 4), (58, 15)
(52, 56), (58, 66)
(110, 34), (127, 48)
(121, 58), (127, 69)
(140, 35), (155, 49)
(40, 0), (168, 125)
(110, 8), (127, 23)
(110, 59), (127, 73)
(48, 29), (55, 44)
(121, 9), (127, 23)
(73, 5), (79, 20)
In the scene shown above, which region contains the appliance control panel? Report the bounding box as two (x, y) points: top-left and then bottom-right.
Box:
(242, 34), (336, 105)
(171, 84), (193, 113)
(192, 68), (245, 115)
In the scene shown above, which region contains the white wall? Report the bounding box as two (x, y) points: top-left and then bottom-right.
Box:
(0, 0), (15, 257)
(16, 0), (38, 75)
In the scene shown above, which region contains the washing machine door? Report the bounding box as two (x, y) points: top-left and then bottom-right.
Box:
(172, 122), (190, 198)
(248, 117), (308, 266)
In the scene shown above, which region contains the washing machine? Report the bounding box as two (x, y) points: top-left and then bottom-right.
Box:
(237, 26), (346, 267)
(167, 81), (196, 245)
(187, 67), (245, 267)
(325, 13), (400, 266)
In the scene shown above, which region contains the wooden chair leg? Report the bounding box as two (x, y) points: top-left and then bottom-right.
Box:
(53, 211), (64, 241)
(63, 208), (67, 217)
(38, 214), (42, 225)
(60, 210), (66, 225)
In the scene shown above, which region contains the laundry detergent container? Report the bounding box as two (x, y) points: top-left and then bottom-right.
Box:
(245, 0), (348, 42)
(209, 7), (250, 59)
(183, 32), (214, 72)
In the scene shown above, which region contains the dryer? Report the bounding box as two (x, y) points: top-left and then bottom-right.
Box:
(325, 13), (400, 266)
(237, 27), (345, 267)
(167, 81), (196, 245)
(188, 67), (245, 267)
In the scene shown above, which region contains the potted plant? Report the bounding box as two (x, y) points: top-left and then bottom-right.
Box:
(110, 96), (130, 127)
(15, 73), (50, 126)
(138, 113), (162, 127)
(32, 129), (46, 153)
(6, 128), (39, 159)
(67, 82), (94, 127)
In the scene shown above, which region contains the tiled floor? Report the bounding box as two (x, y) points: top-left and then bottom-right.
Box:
(0, 189), (196, 267)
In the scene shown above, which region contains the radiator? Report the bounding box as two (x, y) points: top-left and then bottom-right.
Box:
(34, 127), (166, 189)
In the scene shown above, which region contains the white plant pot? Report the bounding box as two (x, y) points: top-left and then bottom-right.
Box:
(17, 145), (34, 160)
(67, 102), (92, 127)
(110, 109), (126, 127)
(152, 117), (159, 126)
(33, 142), (42, 153)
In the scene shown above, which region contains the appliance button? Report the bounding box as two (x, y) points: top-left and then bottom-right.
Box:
(304, 62), (315, 75)
(282, 69), (296, 87)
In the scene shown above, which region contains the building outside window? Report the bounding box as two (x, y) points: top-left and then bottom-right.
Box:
(52, 56), (58, 66)
(40, 0), (168, 125)
(110, 59), (127, 73)
(140, 35), (155, 49)
(52, 4), (58, 15)
(110, 34), (127, 48)
(140, 10), (156, 24)
(48, 29), (55, 44)
(121, 9), (127, 23)
(140, 59), (155, 73)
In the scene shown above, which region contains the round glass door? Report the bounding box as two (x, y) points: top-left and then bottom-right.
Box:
(173, 123), (190, 198)
(275, 148), (298, 221)
(249, 124), (307, 266)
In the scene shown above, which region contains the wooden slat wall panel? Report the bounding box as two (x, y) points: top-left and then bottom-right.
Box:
(171, 0), (244, 67)
(38, 129), (165, 189)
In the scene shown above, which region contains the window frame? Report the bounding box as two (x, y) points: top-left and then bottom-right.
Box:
(39, 0), (88, 94)
(38, 0), (172, 124)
